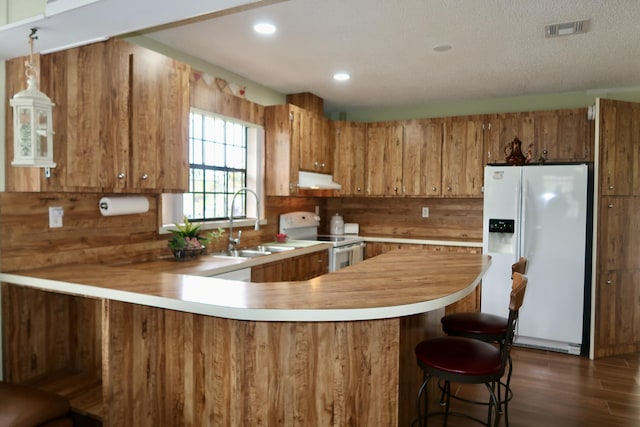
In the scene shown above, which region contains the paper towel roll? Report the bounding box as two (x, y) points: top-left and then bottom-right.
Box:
(99, 196), (149, 216)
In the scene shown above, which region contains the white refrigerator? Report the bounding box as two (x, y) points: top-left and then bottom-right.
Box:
(482, 164), (589, 355)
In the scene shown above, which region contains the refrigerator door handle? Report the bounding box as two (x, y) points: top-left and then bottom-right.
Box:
(520, 180), (527, 258)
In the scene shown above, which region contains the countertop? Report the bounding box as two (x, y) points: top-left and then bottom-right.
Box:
(0, 247), (490, 322)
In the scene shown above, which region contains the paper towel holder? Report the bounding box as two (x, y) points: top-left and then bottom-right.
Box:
(99, 196), (149, 216)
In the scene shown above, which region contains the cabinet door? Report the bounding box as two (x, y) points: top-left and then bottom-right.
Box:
(597, 196), (640, 271)
(303, 250), (329, 279)
(595, 270), (640, 358)
(598, 99), (640, 196)
(403, 119), (443, 197)
(365, 122), (403, 196)
(265, 104), (301, 196)
(18, 40), (130, 191)
(129, 45), (189, 192)
(299, 112), (333, 174)
(442, 117), (483, 197)
(334, 121), (366, 196)
(532, 108), (592, 163)
(483, 113), (534, 165)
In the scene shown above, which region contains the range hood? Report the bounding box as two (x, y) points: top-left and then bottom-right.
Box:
(298, 171), (342, 190)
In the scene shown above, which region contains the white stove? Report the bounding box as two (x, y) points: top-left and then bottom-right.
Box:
(279, 212), (365, 272)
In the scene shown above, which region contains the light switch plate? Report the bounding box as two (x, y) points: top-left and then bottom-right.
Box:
(422, 207), (429, 218)
(49, 206), (63, 228)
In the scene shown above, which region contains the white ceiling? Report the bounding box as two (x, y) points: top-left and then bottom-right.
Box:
(3, 0), (640, 113)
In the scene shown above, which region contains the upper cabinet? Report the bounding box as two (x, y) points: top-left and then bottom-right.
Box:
(365, 122), (403, 196)
(128, 43), (190, 192)
(442, 116), (484, 197)
(4, 38), (190, 193)
(265, 103), (336, 196)
(482, 108), (592, 166)
(265, 104), (302, 196)
(402, 119), (443, 197)
(482, 113), (534, 165)
(333, 121), (366, 196)
(299, 111), (334, 173)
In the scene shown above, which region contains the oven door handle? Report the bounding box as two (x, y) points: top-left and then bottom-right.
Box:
(333, 242), (365, 255)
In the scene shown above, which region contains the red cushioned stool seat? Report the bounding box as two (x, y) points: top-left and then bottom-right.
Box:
(0, 382), (73, 427)
(441, 312), (507, 340)
(416, 336), (501, 380)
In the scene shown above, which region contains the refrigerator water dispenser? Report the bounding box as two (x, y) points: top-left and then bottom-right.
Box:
(487, 219), (515, 254)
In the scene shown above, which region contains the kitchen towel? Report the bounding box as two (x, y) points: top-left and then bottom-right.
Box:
(99, 196), (149, 216)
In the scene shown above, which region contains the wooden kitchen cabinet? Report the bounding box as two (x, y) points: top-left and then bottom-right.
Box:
(333, 121), (366, 196)
(531, 108), (593, 163)
(365, 121), (403, 196)
(265, 104), (305, 196)
(482, 112), (534, 165)
(442, 116), (484, 197)
(4, 38), (189, 193)
(402, 118), (444, 196)
(299, 111), (334, 174)
(593, 98), (640, 358)
(127, 42), (190, 192)
(251, 250), (329, 282)
(598, 100), (640, 196)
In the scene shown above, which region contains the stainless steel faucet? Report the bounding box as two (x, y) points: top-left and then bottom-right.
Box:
(228, 187), (260, 252)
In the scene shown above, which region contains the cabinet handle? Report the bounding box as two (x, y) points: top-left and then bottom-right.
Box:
(608, 204), (613, 208)
(141, 173), (149, 181)
(608, 185), (614, 190)
(447, 186), (452, 192)
(314, 161), (319, 167)
(357, 187), (361, 192)
(432, 187), (437, 192)
(606, 280), (613, 284)
(321, 163), (325, 168)
(117, 172), (126, 179)
(393, 187), (398, 193)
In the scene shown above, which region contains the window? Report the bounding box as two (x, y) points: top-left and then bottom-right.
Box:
(162, 109), (264, 229)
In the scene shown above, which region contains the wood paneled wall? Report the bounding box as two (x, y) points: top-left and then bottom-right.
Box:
(326, 197), (483, 241)
(0, 192), (326, 272)
(102, 300), (400, 426)
(2, 284), (102, 382)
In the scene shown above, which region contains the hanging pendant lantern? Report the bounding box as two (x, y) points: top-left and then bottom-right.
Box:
(10, 28), (56, 168)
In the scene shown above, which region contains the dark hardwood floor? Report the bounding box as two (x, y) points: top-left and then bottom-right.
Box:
(417, 347), (640, 427)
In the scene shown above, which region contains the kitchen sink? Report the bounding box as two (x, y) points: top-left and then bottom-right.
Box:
(254, 245), (295, 253)
(213, 245), (296, 259)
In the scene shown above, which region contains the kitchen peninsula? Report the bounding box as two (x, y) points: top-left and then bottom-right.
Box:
(1, 249), (489, 426)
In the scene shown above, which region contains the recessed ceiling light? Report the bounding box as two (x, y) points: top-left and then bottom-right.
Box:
(254, 22), (276, 35)
(433, 44), (452, 52)
(333, 72), (351, 81)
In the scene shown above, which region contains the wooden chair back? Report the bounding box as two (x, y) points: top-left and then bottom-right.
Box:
(511, 256), (528, 278)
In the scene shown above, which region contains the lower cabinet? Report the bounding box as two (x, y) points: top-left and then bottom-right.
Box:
(251, 250), (329, 282)
(364, 242), (481, 314)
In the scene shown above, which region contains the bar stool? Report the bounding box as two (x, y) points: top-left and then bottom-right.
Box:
(0, 382), (73, 427)
(413, 272), (528, 427)
(439, 257), (527, 424)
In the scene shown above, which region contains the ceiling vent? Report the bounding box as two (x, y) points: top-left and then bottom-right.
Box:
(545, 19), (589, 38)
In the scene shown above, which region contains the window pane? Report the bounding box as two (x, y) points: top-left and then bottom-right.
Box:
(187, 110), (248, 221)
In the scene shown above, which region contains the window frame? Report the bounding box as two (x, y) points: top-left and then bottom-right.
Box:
(160, 109), (265, 234)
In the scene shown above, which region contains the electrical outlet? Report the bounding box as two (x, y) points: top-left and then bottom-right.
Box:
(422, 207), (429, 218)
(49, 206), (64, 228)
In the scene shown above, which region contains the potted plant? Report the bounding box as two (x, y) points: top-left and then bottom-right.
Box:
(168, 217), (225, 261)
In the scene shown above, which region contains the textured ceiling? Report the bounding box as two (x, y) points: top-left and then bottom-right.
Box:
(3, 0), (640, 113)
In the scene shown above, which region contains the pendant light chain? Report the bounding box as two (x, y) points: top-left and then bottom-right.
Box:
(25, 28), (38, 81)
